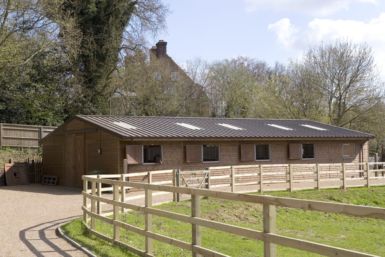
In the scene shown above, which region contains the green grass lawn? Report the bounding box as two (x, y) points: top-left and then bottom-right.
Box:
(62, 186), (385, 257)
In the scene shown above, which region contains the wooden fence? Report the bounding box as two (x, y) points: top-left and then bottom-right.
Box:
(106, 162), (385, 195)
(82, 174), (385, 257)
(0, 123), (56, 148)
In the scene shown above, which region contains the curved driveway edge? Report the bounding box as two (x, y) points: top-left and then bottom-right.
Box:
(56, 225), (96, 257)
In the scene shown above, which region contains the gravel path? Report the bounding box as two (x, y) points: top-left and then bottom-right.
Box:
(0, 185), (86, 257)
(0, 183), (259, 257)
(0, 184), (186, 257)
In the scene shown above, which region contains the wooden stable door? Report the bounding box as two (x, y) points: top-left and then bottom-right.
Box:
(64, 133), (85, 187)
(73, 133), (85, 187)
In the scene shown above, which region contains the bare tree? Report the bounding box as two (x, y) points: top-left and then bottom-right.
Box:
(304, 42), (381, 126)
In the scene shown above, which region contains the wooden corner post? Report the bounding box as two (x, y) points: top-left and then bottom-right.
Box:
(91, 181), (96, 230)
(113, 184), (120, 241)
(263, 203), (276, 257)
(97, 175), (101, 214)
(192, 194), (202, 257)
(82, 177), (88, 225)
(145, 172), (153, 255)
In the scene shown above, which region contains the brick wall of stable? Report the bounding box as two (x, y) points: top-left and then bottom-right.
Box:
(121, 140), (369, 174)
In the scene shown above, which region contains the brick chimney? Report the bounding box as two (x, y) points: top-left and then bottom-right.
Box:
(155, 40), (167, 57)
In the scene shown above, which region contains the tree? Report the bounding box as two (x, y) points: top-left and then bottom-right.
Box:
(304, 42), (381, 126)
(0, 0), (67, 125)
(269, 62), (325, 121)
(205, 57), (273, 118)
(54, 0), (167, 114)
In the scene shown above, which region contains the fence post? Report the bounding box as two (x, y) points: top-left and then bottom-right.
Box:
(206, 168), (211, 190)
(97, 175), (101, 214)
(145, 174), (153, 255)
(121, 173), (125, 211)
(0, 123), (3, 147)
(316, 163), (320, 190)
(38, 126), (43, 141)
(342, 163), (346, 190)
(263, 203), (276, 257)
(91, 181), (96, 230)
(113, 184), (120, 241)
(83, 178), (88, 225)
(289, 164), (293, 192)
(176, 169), (180, 202)
(192, 194), (202, 257)
(123, 159), (128, 174)
(172, 169), (177, 202)
(259, 165), (263, 193)
(366, 162), (370, 188)
(231, 166), (235, 193)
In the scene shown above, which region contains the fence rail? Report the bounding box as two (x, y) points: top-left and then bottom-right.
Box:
(82, 174), (385, 257)
(0, 123), (56, 148)
(98, 162), (385, 195)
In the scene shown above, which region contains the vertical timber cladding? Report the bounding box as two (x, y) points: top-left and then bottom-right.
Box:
(60, 118), (121, 186)
(81, 123), (120, 176)
(42, 128), (65, 181)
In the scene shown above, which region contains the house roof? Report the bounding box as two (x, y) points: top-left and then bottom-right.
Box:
(76, 115), (374, 140)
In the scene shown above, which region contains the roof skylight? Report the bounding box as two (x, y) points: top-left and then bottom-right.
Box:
(113, 121), (137, 129)
(267, 124), (293, 131)
(176, 122), (202, 130)
(301, 124), (327, 131)
(218, 123), (244, 130)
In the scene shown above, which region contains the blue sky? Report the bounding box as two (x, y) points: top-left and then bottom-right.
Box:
(150, 0), (385, 74)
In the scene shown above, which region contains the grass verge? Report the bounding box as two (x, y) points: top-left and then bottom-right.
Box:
(62, 186), (385, 257)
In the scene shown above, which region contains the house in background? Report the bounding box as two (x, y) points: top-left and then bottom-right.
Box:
(41, 115), (373, 187)
(149, 40), (209, 115)
(109, 40), (210, 116)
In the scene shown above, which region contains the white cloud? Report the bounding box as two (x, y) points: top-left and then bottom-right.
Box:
(268, 13), (385, 74)
(245, 0), (377, 16)
(268, 18), (298, 48)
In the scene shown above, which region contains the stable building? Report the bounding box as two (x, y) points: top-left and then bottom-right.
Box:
(41, 115), (373, 187)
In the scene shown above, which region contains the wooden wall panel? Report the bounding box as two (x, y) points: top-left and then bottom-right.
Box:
(126, 145), (142, 164)
(185, 145), (202, 163)
(288, 143), (301, 160)
(240, 144), (254, 162)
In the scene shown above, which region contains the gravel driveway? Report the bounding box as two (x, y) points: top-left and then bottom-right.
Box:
(0, 184), (86, 257)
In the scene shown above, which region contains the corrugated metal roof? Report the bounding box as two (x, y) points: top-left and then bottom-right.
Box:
(76, 115), (374, 140)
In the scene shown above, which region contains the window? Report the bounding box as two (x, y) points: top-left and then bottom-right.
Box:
(267, 124), (293, 131)
(218, 123), (244, 130)
(342, 143), (355, 158)
(176, 122), (202, 130)
(203, 144), (219, 162)
(255, 144), (270, 160)
(302, 144), (314, 159)
(154, 72), (162, 81)
(143, 145), (162, 163)
(171, 71), (179, 81)
(301, 124), (327, 131)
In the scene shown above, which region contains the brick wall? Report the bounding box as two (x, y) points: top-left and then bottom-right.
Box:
(122, 140), (369, 173)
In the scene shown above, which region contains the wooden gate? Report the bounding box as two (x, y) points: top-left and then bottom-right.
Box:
(178, 170), (209, 189)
